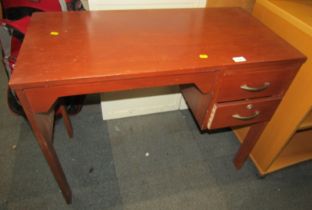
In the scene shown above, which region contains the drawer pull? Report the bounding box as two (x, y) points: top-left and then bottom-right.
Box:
(240, 82), (270, 92)
(232, 111), (260, 120)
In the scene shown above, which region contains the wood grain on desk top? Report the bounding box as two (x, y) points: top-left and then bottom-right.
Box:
(10, 8), (305, 89)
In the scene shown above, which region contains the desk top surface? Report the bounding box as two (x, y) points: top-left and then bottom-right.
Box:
(10, 8), (305, 89)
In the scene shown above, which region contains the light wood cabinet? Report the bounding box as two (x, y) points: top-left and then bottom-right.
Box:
(234, 0), (312, 175)
(207, 0), (255, 12)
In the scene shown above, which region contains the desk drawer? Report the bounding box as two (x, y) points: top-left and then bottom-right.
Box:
(217, 66), (297, 102)
(207, 98), (280, 129)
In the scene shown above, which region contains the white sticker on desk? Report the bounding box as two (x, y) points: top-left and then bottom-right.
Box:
(232, 56), (247, 63)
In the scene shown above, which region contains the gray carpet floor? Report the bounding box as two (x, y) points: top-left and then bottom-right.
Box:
(1, 68), (312, 209)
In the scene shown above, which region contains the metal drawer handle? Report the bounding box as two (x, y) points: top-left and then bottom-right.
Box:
(240, 82), (270, 92)
(232, 111), (260, 121)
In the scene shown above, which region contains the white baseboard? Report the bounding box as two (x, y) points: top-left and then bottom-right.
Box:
(101, 86), (188, 120)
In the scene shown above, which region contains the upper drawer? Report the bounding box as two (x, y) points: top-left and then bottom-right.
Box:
(216, 63), (299, 102)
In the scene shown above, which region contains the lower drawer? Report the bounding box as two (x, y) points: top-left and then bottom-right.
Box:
(207, 97), (281, 129)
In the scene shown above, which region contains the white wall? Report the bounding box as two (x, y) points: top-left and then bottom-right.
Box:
(89, 0), (206, 10)
(81, 0), (89, 10)
(91, 0), (206, 120)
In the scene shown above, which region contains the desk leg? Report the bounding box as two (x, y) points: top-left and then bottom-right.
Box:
(16, 91), (72, 204)
(233, 122), (267, 169)
(59, 104), (73, 138)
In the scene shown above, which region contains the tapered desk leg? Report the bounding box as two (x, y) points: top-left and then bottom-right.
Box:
(16, 91), (72, 204)
(233, 122), (267, 169)
(59, 104), (73, 138)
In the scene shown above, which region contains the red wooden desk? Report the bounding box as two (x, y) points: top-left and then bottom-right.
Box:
(9, 8), (305, 203)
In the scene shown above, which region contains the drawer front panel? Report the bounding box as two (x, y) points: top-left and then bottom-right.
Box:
(208, 98), (281, 129)
(217, 66), (297, 102)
